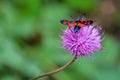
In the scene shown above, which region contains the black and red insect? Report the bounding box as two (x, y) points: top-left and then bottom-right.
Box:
(60, 17), (93, 32)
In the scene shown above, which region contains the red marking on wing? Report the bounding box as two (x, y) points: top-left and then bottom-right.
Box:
(78, 23), (86, 27)
(63, 20), (67, 25)
(68, 23), (77, 27)
(67, 20), (77, 27)
(67, 20), (70, 25)
(87, 20), (93, 25)
(87, 21), (91, 25)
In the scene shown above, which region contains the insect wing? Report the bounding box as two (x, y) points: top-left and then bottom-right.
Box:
(60, 20), (67, 25)
(78, 22), (86, 27)
(87, 20), (93, 25)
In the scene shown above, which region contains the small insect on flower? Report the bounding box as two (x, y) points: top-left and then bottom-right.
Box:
(61, 16), (104, 58)
(60, 16), (93, 33)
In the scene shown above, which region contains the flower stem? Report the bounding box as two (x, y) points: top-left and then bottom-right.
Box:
(31, 55), (77, 80)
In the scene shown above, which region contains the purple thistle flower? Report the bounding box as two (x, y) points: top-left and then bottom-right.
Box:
(61, 24), (104, 58)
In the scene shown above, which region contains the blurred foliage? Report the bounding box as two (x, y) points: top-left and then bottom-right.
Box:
(0, 0), (120, 80)
(65, 0), (99, 12)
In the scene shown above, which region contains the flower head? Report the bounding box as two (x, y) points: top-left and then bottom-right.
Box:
(61, 23), (104, 58)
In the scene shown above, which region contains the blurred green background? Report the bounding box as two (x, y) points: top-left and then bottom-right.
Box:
(0, 0), (120, 80)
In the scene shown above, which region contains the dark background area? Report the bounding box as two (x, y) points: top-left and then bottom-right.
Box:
(0, 0), (120, 80)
